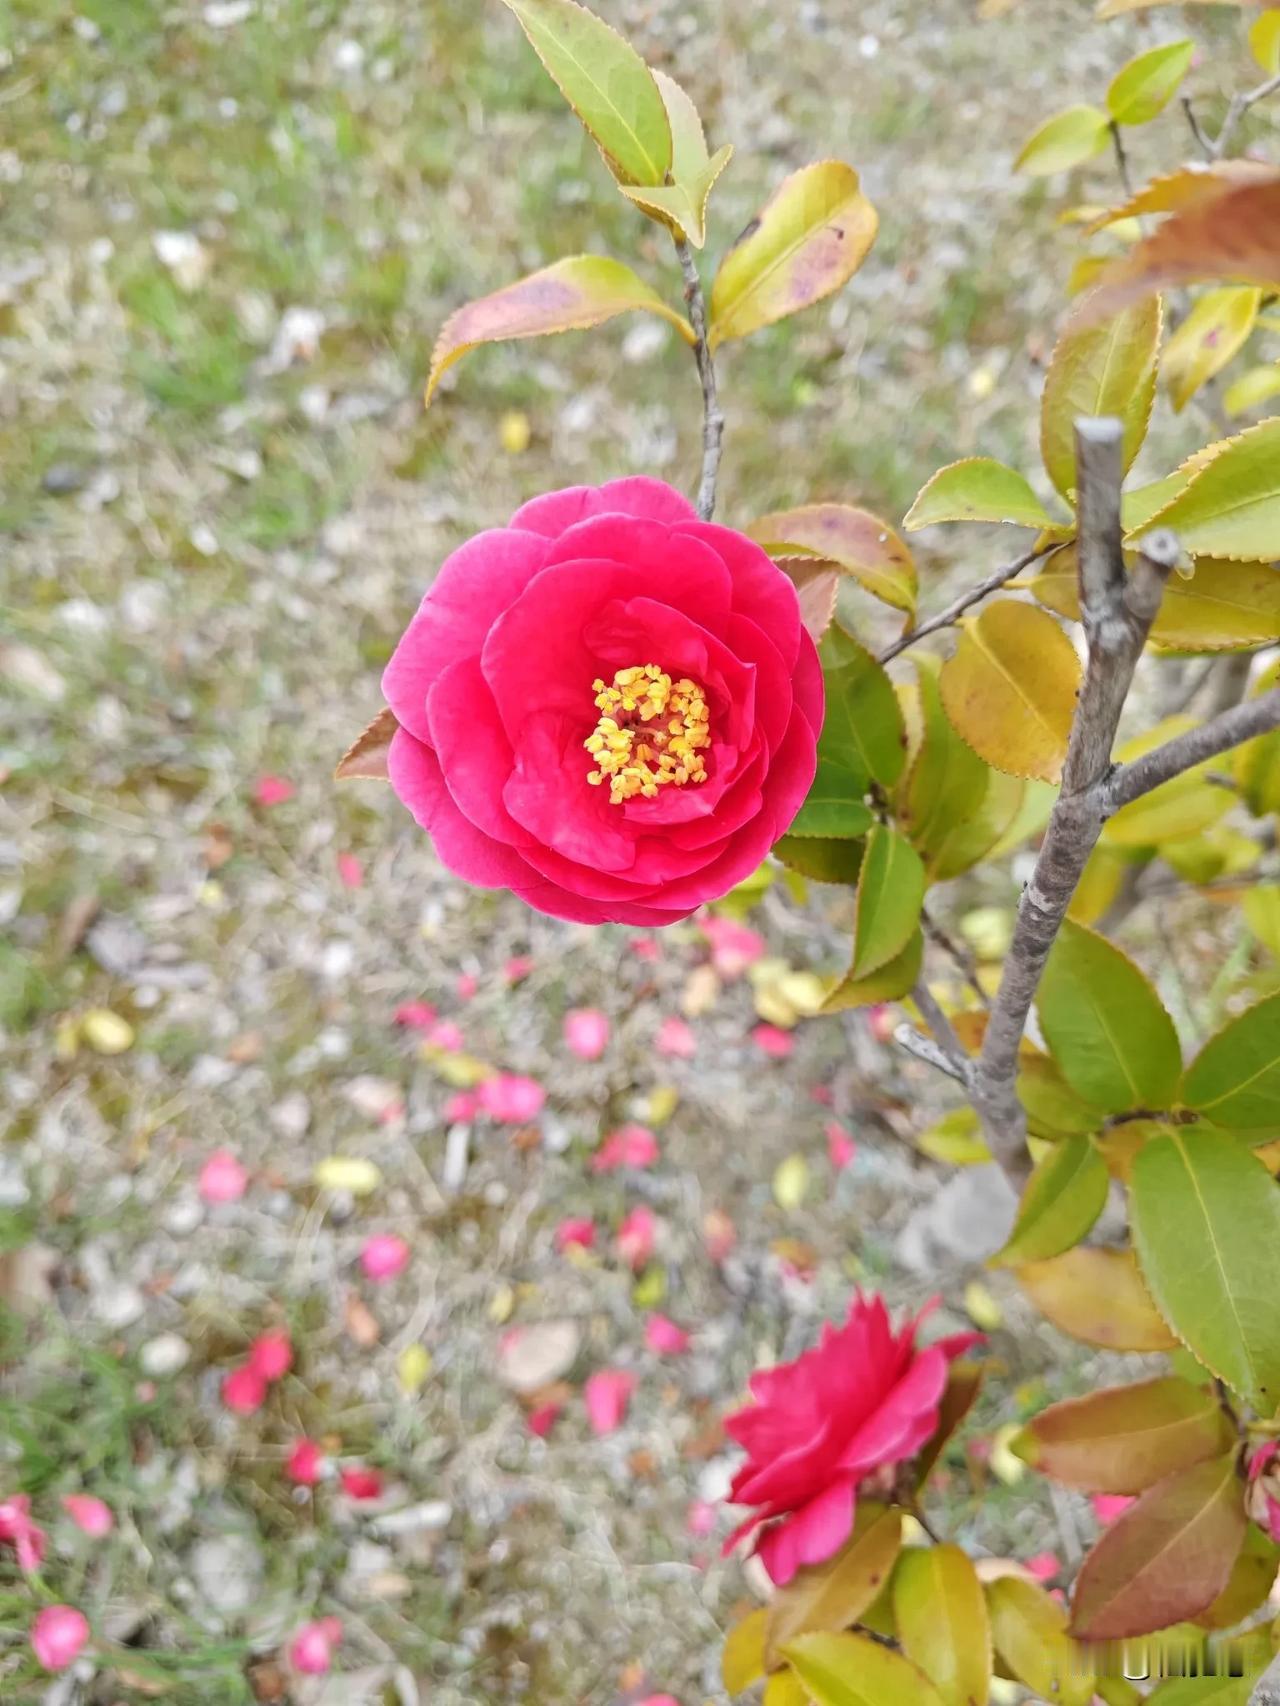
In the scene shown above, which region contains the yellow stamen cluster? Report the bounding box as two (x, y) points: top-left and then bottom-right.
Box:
(584, 664), (711, 804)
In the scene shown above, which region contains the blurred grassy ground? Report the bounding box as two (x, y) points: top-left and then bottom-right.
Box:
(1, 0), (1275, 1701)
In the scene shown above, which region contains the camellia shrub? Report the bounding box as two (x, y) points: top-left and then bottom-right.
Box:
(340, 1), (1280, 1699)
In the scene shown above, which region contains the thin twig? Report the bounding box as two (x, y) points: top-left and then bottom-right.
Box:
(1108, 119), (1134, 198)
(1213, 68), (1280, 159)
(922, 908), (990, 1009)
(1181, 95), (1214, 161)
(674, 234), (724, 521)
(877, 544), (1048, 665)
(909, 980), (973, 1081)
(1108, 687), (1280, 808)
(894, 1022), (969, 1085)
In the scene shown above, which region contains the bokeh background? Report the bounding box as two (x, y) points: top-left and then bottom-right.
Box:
(1, 0), (1272, 1700)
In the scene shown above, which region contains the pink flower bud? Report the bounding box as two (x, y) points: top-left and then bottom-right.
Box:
(564, 1007), (610, 1060)
(701, 914), (765, 978)
(616, 1206), (657, 1271)
(221, 1364), (268, 1415)
(655, 1015), (696, 1058)
(555, 1217), (596, 1254)
(61, 1494), (114, 1538)
(360, 1234), (410, 1283)
(286, 1438), (326, 1486)
(644, 1314), (690, 1356)
(31, 1606), (90, 1671)
(248, 1331), (294, 1383)
(339, 1466), (383, 1501)
(198, 1149), (248, 1204)
(1091, 1493), (1135, 1526)
(288, 1616), (342, 1676)
(584, 1369), (636, 1435)
(639, 1695), (681, 1705)
(629, 935), (660, 961)
(865, 1003), (896, 1044)
(686, 1500), (716, 1537)
(1025, 1551), (1060, 1582)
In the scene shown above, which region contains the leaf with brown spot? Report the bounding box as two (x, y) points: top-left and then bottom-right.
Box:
(336, 707), (399, 781)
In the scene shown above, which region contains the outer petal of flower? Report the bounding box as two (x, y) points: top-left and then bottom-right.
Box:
(756, 1478), (857, 1586)
(510, 476), (698, 537)
(677, 520), (803, 667)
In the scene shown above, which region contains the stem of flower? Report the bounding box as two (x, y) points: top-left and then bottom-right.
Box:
(674, 234), (724, 521)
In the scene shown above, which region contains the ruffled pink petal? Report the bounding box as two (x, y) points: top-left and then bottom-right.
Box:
(539, 516), (735, 637)
(382, 529), (550, 742)
(509, 477), (698, 538)
(837, 1345), (949, 1474)
(676, 520), (803, 667)
(427, 655), (532, 847)
(756, 1478), (857, 1586)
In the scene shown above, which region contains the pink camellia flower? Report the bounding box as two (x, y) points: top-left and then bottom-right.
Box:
(380, 478), (821, 924)
(644, 1314), (690, 1355)
(723, 1294), (982, 1586)
(394, 1000), (437, 1030)
(289, 1616), (343, 1676)
(0, 1494), (47, 1572)
(564, 1007), (610, 1060)
(591, 1123), (659, 1173)
(752, 1023), (795, 1059)
(248, 1332), (294, 1383)
(444, 1090), (479, 1122)
(253, 774), (295, 808)
(584, 1369), (637, 1435)
(825, 1121), (857, 1170)
(477, 1073), (546, 1123)
(655, 1015), (697, 1058)
(31, 1605), (90, 1672)
(198, 1148), (248, 1204)
(221, 1364), (267, 1415)
(339, 1465), (384, 1501)
(555, 1216), (597, 1254)
(360, 1234), (410, 1283)
(701, 914), (766, 978)
(286, 1438), (326, 1486)
(617, 1206), (657, 1271)
(1247, 1442), (1280, 1543)
(61, 1494), (113, 1539)
(1091, 1493), (1136, 1526)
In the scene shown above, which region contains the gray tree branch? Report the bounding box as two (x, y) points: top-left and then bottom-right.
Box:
(674, 235), (724, 521)
(1109, 686), (1280, 808)
(1250, 1650), (1280, 1706)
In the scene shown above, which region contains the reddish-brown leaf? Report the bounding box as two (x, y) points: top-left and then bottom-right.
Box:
(335, 707), (399, 781)
(1069, 1452), (1246, 1639)
(1012, 1376), (1233, 1494)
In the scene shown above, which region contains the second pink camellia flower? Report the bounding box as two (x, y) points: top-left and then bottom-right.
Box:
(722, 1294), (981, 1586)
(379, 478), (821, 924)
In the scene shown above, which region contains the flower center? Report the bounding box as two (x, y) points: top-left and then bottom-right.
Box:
(584, 664), (711, 804)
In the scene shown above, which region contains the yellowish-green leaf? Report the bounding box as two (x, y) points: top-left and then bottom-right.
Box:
(1250, 6), (1280, 73)
(939, 599), (1080, 784)
(917, 1106), (990, 1166)
(1040, 298), (1162, 500)
(985, 1576), (1096, 1706)
(722, 1607), (768, 1694)
(903, 458), (1052, 531)
(1181, 990), (1280, 1129)
(823, 927), (922, 1014)
(1015, 104), (1110, 176)
(764, 1671), (812, 1706)
(990, 1135), (1109, 1267)
(765, 1507), (902, 1671)
(927, 768), (1027, 882)
(1011, 1374), (1233, 1493)
(1223, 362), (1280, 416)
(1132, 1128), (1280, 1408)
(1196, 1523), (1280, 1630)
(1105, 714), (1235, 847)
(1018, 1247), (1179, 1351)
(775, 834), (865, 886)
(1164, 287), (1262, 412)
(784, 1631), (944, 1706)
(1244, 885), (1280, 959)
(1018, 1048), (1108, 1138)
(1107, 40), (1194, 126)
(709, 161), (877, 349)
(789, 770), (875, 840)
(426, 256), (693, 403)
(1067, 841), (1131, 925)
(1035, 547), (1280, 654)
(619, 69), (731, 247)
(899, 658), (992, 865)
(1134, 416), (1280, 560)
(748, 505), (917, 617)
(1038, 920), (1182, 1112)
(892, 1545), (991, 1706)
(853, 825), (925, 979)
(81, 1008), (134, 1055)
(499, 0), (671, 186)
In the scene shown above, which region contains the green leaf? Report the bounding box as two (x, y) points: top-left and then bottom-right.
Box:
(618, 70), (731, 247)
(899, 659), (992, 868)
(1069, 1453), (1246, 1639)
(903, 458), (1052, 531)
(823, 927), (922, 1013)
(927, 768), (1027, 882)
(1181, 991), (1280, 1128)
(1015, 104), (1111, 176)
(722, 1608), (768, 1694)
(1037, 921), (1182, 1114)
(939, 599), (1081, 784)
(1223, 362), (1280, 416)
(1148, 1672), (1265, 1705)
(1131, 418), (1280, 561)
(499, 0), (671, 186)
(748, 504), (917, 618)
(1017, 1049), (1108, 1138)
(1131, 1129), (1280, 1408)
(892, 1545), (991, 1706)
(989, 1135), (1109, 1266)
(817, 625), (908, 792)
(789, 770), (874, 840)
(1011, 1375), (1234, 1493)
(986, 1576), (1096, 1706)
(765, 1506), (902, 1671)
(783, 1631), (944, 1706)
(1040, 299), (1162, 500)
(852, 826), (925, 979)
(775, 834), (866, 886)
(917, 1106), (990, 1166)
(709, 161), (877, 349)
(1243, 886), (1280, 960)
(425, 256), (693, 402)
(1164, 287), (1262, 413)
(1196, 1522), (1280, 1630)
(1107, 40), (1195, 126)
(1018, 1247), (1178, 1351)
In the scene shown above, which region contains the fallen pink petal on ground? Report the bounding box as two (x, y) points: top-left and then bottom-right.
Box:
(555, 1216), (597, 1254)
(198, 1149), (248, 1204)
(644, 1314), (690, 1355)
(61, 1494), (114, 1538)
(584, 1369), (637, 1435)
(248, 1331), (294, 1382)
(360, 1233), (410, 1282)
(477, 1073), (546, 1122)
(31, 1606), (90, 1672)
(289, 1616), (343, 1676)
(564, 1007), (610, 1059)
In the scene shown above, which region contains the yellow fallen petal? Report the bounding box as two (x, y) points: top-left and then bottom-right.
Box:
(772, 1153), (810, 1211)
(645, 1085), (679, 1127)
(397, 1343), (432, 1395)
(488, 1284), (515, 1325)
(498, 409), (531, 454)
(632, 1264), (667, 1308)
(81, 1009), (135, 1055)
(313, 1156), (382, 1196)
(964, 1279), (1004, 1331)
(990, 1422), (1026, 1486)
